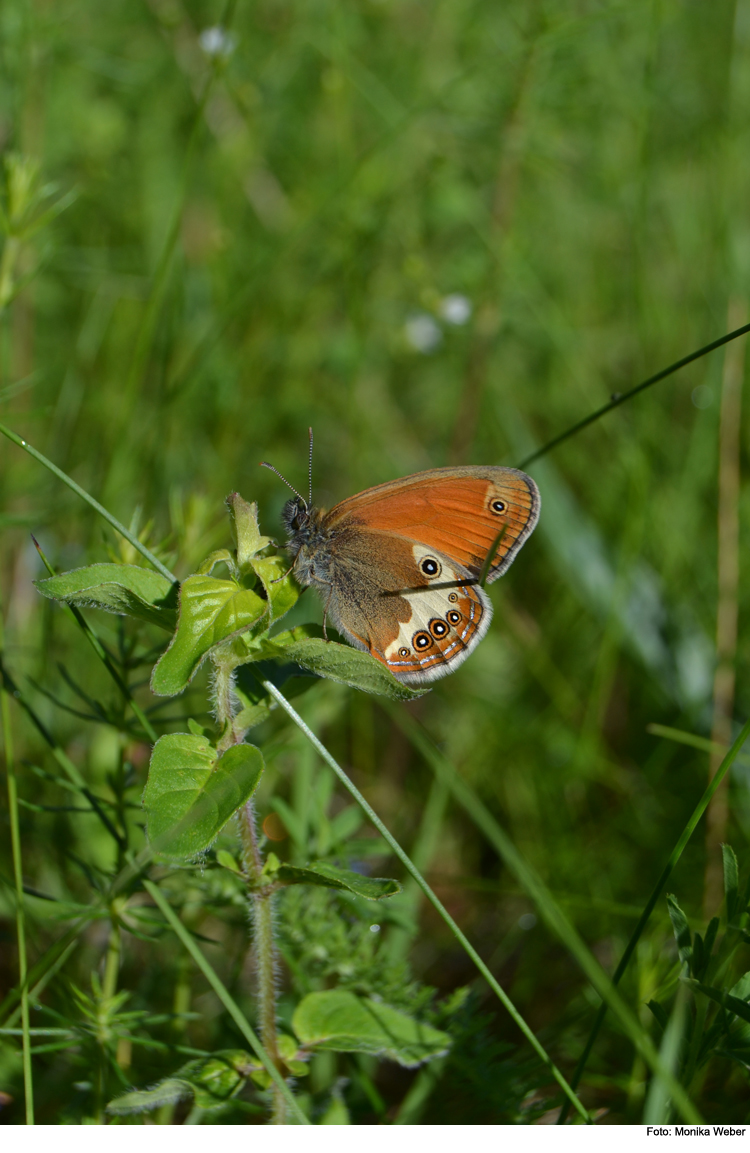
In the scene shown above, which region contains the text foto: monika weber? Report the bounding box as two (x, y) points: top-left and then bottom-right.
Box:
(647, 1128), (747, 1137)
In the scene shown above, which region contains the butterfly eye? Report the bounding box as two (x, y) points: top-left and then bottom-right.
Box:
(399, 647), (410, 657)
(429, 619), (449, 639)
(447, 610), (461, 625)
(490, 499), (507, 515)
(420, 556), (441, 578)
(448, 592), (458, 603)
(413, 631), (432, 650)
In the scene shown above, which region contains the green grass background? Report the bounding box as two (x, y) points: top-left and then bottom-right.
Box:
(1, 0), (750, 1124)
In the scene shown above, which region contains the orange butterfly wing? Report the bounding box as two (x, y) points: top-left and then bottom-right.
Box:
(322, 466), (539, 582)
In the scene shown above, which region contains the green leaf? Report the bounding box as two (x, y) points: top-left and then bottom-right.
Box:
(729, 970), (750, 1002)
(723, 844), (740, 921)
(151, 574), (267, 696)
(182, 1050), (251, 1108)
(107, 1051), (255, 1115)
(667, 894), (692, 969)
(143, 733), (264, 859)
(292, 989), (451, 1067)
(647, 1000), (669, 1033)
(197, 548), (237, 577)
(251, 554), (298, 622)
(107, 1078), (194, 1115)
(255, 635), (427, 701)
(688, 980), (750, 1026)
(226, 493), (272, 568)
(266, 858), (400, 901)
(35, 563), (178, 631)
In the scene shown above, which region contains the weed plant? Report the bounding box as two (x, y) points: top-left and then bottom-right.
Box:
(1, 0), (750, 1126)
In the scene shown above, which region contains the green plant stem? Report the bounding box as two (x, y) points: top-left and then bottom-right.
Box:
(142, 880), (308, 1124)
(214, 655), (285, 1124)
(0, 235), (20, 309)
(102, 915), (121, 1000)
(1, 630), (34, 1123)
(517, 321), (750, 469)
(259, 677), (593, 1125)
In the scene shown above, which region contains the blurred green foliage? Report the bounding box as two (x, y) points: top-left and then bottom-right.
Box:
(2, 0), (750, 1125)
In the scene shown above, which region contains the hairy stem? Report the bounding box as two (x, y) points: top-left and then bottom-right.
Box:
(213, 654), (285, 1124)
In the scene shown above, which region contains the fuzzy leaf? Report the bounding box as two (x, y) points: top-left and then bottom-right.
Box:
(143, 733), (264, 859)
(35, 563), (178, 631)
(292, 989), (450, 1067)
(723, 844), (740, 921)
(249, 634), (427, 701)
(226, 494), (272, 568)
(267, 859), (400, 900)
(251, 554), (298, 621)
(107, 1078), (194, 1114)
(151, 574), (267, 696)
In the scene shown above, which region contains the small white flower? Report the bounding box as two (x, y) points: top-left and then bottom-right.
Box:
(199, 27), (237, 57)
(439, 293), (472, 325)
(369, 924), (381, 933)
(405, 313), (442, 354)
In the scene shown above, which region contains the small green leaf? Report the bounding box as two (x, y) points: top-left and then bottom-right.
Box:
(143, 733), (264, 859)
(723, 844), (740, 921)
(251, 554), (298, 621)
(704, 917), (720, 964)
(667, 894), (692, 969)
(151, 575), (267, 696)
(216, 850), (244, 876)
(35, 563), (178, 631)
(646, 1000), (669, 1033)
(729, 970), (750, 1002)
(292, 989), (451, 1067)
(197, 548), (237, 577)
(268, 859), (400, 901)
(107, 1078), (194, 1114)
(226, 493), (272, 568)
(688, 979), (750, 1025)
(184, 1050), (250, 1108)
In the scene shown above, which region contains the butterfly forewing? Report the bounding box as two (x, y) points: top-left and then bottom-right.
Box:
(324, 466), (539, 583)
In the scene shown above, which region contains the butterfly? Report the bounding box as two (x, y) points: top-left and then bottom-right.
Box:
(262, 432), (539, 685)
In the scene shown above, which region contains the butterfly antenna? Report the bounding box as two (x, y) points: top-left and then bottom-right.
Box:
(259, 460), (308, 507)
(307, 426), (314, 507)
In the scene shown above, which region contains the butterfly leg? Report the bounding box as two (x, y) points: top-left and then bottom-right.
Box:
(321, 581), (334, 642)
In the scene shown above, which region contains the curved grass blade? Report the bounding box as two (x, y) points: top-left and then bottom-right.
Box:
(386, 702), (705, 1124)
(258, 676), (592, 1125)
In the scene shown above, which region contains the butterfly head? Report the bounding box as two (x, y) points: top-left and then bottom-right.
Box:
(281, 495), (312, 537)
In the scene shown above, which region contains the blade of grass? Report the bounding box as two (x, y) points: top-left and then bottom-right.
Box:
(385, 702), (705, 1124)
(646, 724), (727, 757)
(0, 422), (175, 581)
(642, 982), (689, 1125)
(1, 613), (34, 1123)
(517, 321), (750, 469)
(259, 677), (592, 1124)
(556, 713), (750, 1121)
(141, 879), (309, 1125)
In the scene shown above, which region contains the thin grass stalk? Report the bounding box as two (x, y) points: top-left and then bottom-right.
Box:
(703, 299), (746, 916)
(142, 880), (308, 1125)
(385, 702), (712, 1124)
(1, 618), (34, 1123)
(259, 677), (593, 1125)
